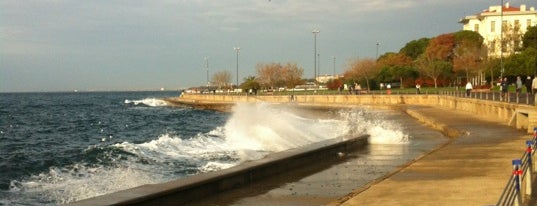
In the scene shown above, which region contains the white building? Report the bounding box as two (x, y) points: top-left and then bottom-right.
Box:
(316, 74), (343, 84)
(459, 3), (537, 57)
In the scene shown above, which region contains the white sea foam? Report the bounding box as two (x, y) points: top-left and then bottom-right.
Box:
(124, 98), (168, 107)
(338, 109), (410, 144)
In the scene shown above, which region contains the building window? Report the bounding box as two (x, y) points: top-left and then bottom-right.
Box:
(474, 24), (479, 32)
(491, 21), (496, 32)
(514, 20), (520, 32)
(490, 40), (496, 53)
(528, 19), (532, 27)
(502, 20), (508, 32)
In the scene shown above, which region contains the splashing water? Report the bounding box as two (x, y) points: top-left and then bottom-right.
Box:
(5, 102), (409, 205)
(124, 98), (169, 107)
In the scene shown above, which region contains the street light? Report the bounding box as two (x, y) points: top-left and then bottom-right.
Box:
(332, 56), (336, 77)
(204, 57), (209, 87)
(234, 47), (240, 87)
(312, 29), (320, 81)
(376, 42), (380, 59)
(500, 0), (504, 79)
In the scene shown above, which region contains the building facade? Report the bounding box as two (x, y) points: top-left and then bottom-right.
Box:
(459, 3), (537, 58)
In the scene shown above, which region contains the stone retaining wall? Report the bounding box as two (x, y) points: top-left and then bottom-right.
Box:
(170, 94), (537, 133)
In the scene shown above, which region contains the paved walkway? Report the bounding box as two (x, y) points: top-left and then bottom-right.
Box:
(330, 105), (532, 206)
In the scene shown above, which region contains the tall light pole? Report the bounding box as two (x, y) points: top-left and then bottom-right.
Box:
(204, 57), (209, 86)
(332, 56), (336, 77)
(317, 53), (320, 78)
(312, 29), (320, 81)
(234, 47), (240, 87)
(376, 42), (380, 59)
(500, 0), (504, 79)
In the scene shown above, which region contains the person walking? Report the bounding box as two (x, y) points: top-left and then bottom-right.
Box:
(501, 78), (509, 101)
(525, 76), (532, 95)
(465, 81), (472, 97)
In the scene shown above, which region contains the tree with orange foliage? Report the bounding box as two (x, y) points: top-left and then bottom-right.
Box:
(256, 63), (283, 89)
(344, 58), (378, 91)
(281, 63), (304, 89)
(416, 33), (456, 88)
(427, 33), (455, 61)
(256, 62), (304, 90)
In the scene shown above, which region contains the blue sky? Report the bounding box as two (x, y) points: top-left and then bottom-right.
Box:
(1, 0), (532, 92)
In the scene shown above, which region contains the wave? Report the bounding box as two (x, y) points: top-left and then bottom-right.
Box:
(5, 103), (409, 205)
(124, 98), (168, 107)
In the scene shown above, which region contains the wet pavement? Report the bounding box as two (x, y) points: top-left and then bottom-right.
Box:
(334, 105), (530, 206)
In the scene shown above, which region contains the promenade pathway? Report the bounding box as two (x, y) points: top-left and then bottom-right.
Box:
(333, 105), (531, 206)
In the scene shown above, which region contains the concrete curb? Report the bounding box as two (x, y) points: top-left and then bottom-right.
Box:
(69, 135), (369, 205)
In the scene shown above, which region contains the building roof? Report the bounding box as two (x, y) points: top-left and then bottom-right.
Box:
(482, 5), (520, 13)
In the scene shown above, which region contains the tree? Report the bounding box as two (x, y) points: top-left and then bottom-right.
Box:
(416, 53), (452, 88)
(326, 78), (343, 90)
(453, 40), (482, 81)
(344, 58), (378, 91)
(256, 62), (304, 89)
(426, 33), (455, 61)
(281, 63), (304, 89)
(504, 48), (537, 76)
(377, 53), (416, 88)
(256, 63), (282, 89)
(400, 38), (430, 60)
(211, 71), (232, 89)
(522, 26), (537, 50)
(240, 76), (261, 93)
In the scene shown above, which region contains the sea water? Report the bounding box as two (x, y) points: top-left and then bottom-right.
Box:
(0, 92), (409, 205)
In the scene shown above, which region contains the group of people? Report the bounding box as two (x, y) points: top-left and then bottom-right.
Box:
(464, 76), (537, 98)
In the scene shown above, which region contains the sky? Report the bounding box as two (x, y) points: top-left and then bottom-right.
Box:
(1, 0), (534, 92)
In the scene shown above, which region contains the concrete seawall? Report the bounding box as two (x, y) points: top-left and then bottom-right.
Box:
(167, 94), (537, 133)
(70, 135), (368, 205)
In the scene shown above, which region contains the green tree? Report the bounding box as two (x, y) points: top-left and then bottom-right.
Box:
(504, 48), (537, 76)
(377, 53), (416, 88)
(523, 26), (537, 50)
(240, 76), (260, 93)
(400, 38), (430, 60)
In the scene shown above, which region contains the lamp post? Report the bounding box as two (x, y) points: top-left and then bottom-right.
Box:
(234, 47), (240, 87)
(500, 0), (504, 79)
(332, 56), (336, 77)
(312, 29), (320, 81)
(204, 57), (209, 87)
(376, 42), (380, 59)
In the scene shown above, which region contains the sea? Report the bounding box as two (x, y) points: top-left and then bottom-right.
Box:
(0, 91), (415, 205)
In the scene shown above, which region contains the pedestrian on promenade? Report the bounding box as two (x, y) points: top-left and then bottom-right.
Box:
(533, 77), (537, 95)
(501, 78), (509, 101)
(416, 84), (421, 94)
(465, 81), (472, 97)
(516, 76), (522, 97)
(525, 76), (532, 95)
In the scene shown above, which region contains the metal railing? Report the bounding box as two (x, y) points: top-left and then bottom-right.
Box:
(496, 128), (537, 206)
(184, 89), (536, 106)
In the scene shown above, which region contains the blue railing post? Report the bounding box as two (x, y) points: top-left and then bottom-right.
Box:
(526, 140), (533, 196)
(513, 159), (523, 206)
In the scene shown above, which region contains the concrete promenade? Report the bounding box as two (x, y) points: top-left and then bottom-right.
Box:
(333, 105), (531, 206)
(167, 94), (537, 205)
